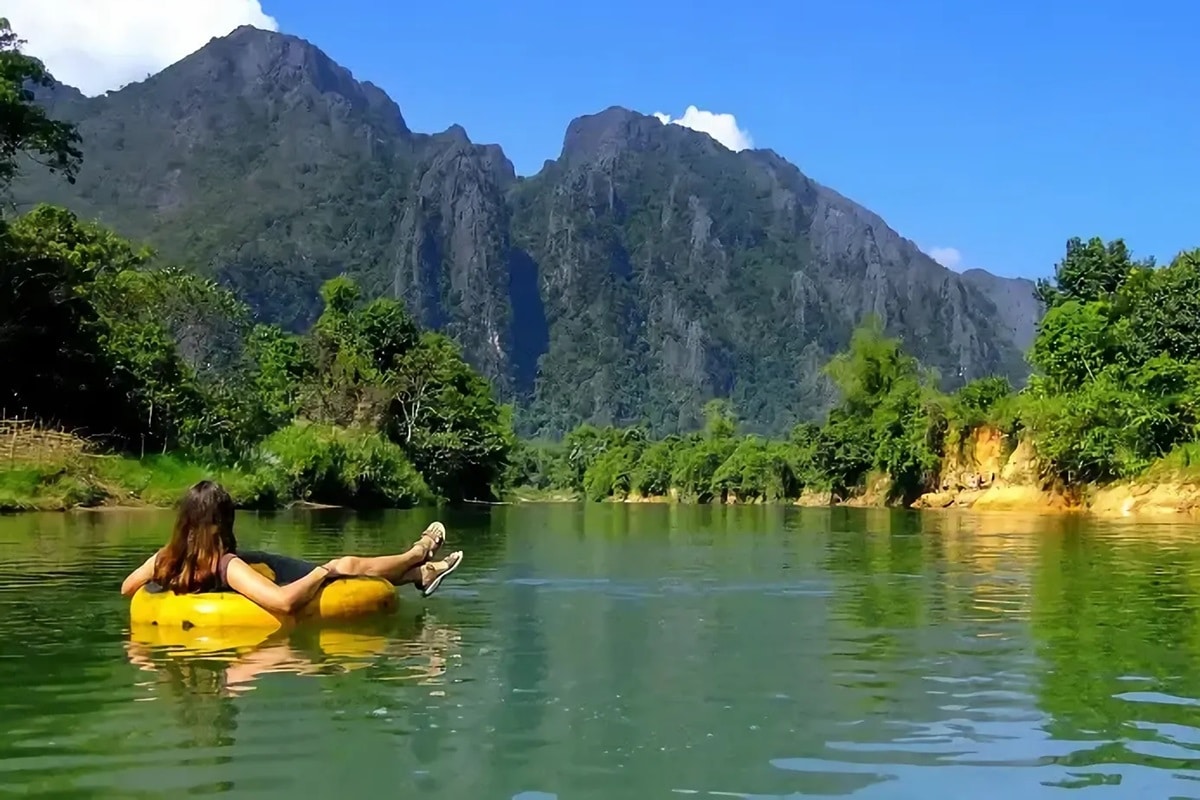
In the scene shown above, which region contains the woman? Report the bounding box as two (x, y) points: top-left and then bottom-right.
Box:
(120, 480), (464, 615)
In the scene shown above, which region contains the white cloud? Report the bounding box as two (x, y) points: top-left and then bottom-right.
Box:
(927, 246), (964, 271)
(5, 1), (279, 96)
(653, 105), (753, 152)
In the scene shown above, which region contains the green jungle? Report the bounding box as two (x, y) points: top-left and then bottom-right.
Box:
(3, 19), (1200, 513)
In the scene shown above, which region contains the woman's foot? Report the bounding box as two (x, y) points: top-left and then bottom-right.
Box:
(418, 551), (464, 598)
(412, 522), (446, 562)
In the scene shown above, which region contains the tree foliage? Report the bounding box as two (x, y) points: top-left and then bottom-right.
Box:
(1, 202), (514, 501)
(0, 19), (82, 188)
(0, 60), (512, 504)
(1034, 236), (1149, 310)
(1021, 240), (1200, 483)
(514, 237), (1200, 503)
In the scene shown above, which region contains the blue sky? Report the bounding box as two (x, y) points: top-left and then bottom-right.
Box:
(12, 0), (1197, 281)
(259, 0), (1195, 281)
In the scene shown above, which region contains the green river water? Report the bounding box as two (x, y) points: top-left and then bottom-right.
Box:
(2, 504), (1200, 798)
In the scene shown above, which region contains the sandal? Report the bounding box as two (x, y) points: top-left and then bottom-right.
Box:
(412, 522), (446, 560)
(419, 551), (464, 598)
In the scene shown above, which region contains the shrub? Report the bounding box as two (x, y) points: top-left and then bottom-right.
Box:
(259, 422), (430, 507)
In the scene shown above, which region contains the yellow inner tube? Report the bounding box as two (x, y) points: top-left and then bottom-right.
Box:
(129, 562), (398, 630)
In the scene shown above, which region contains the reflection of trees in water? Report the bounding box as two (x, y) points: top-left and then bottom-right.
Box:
(473, 503), (860, 791)
(817, 509), (1200, 753)
(482, 517), (550, 773)
(821, 509), (931, 637)
(816, 509), (1062, 729)
(1031, 524), (1200, 742)
(821, 510), (1056, 639)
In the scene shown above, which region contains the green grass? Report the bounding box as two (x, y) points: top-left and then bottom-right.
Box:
(1141, 443), (1200, 484)
(0, 454), (274, 512)
(0, 464), (108, 511)
(90, 454), (276, 506)
(0, 422), (436, 512)
(504, 485), (581, 503)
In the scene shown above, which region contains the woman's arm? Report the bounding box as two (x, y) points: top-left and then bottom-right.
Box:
(224, 557), (333, 615)
(121, 552), (160, 597)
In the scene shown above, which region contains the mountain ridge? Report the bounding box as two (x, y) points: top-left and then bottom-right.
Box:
(16, 25), (1040, 436)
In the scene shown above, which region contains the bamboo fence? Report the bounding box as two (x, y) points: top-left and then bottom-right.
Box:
(0, 418), (91, 465)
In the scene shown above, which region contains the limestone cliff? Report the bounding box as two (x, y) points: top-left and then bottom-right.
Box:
(19, 27), (1038, 438)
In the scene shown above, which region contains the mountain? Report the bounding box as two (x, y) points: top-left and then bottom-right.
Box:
(959, 268), (1041, 352)
(15, 25), (1040, 436)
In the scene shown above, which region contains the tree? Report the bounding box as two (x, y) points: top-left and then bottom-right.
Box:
(1034, 236), (1150, 309)
(299, 277), (515, 500)
(387, 342), (442, 444)
(0, 19), (82, 189)
(395, 333), (514, 501)
(1022, 241), (1200, 484)
(1121, 248), (1200, 364)
(702, 398), (737, 440)
(820, 317), (942, 501)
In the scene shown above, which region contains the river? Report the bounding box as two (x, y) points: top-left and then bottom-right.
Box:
(2, 504), (1199, 797)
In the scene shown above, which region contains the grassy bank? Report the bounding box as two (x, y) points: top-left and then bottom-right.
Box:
(0, 420), (434, 512)
(0, 454), (271, 511)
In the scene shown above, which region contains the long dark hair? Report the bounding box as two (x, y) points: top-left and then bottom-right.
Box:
(152, 481), (237, 593)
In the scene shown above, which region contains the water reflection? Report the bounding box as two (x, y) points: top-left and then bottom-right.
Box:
(124, 612), (463, 697)
(12, 507), (1200, 796)
(784, 509), (1200, 798)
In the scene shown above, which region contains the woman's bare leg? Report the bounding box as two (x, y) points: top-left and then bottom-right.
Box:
(325, 522), (447, 583)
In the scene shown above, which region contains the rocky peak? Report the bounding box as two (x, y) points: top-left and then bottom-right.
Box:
(560, 106), (670, 164)
(419, 125), (517, 187)
(131, 25), (410, 136)
(15, 25), (1042, 436)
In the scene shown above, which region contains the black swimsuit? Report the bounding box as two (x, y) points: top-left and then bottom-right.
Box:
(146, 550), (320, 594)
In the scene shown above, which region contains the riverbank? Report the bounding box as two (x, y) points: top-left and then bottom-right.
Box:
(9, 465), (1200, 519)
(908, 427), (1200, 519)
(513, 426), (1200, 520)
(913, 481), (1200, 518)
(618, 480), (1200, 519)
(8, 424), (1200, 520)
(0, 418), (434, 513)
(0, 455), (277, 512)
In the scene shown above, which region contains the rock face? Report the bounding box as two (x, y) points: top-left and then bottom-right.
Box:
(911, 427), (1072, 511)
(960, 269), (1043, 353)
(18, 26), (1041, 436)
(910, 428), (1200, 518)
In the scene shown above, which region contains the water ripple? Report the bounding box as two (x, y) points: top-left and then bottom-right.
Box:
(4, 508), (1200, 796)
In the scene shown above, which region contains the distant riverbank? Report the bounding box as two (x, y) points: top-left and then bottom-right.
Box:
(506, 425), (1200, 521)
(508, 479), (1200, 521)
(8, 467), (1200, 521)
(7, 423), (1200, 521)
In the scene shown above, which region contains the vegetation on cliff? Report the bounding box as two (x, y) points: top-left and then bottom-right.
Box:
(4, 19), (1198, 513)
(0, 19), (512, 510)
(14, 24), (1036, 438)
(508, 237), (1200, 508)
